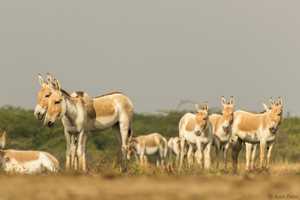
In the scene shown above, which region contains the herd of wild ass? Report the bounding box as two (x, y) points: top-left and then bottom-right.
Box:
(0, 73), (284, 174)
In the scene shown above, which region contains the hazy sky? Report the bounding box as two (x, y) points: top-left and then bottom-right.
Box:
(0, 1), (299, 114)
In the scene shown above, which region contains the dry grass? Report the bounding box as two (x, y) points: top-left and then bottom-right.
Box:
(0, 163), (299, 200)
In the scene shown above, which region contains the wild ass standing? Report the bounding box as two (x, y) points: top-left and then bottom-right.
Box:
(127, 133), (168, 167)
(179, 103), (213, 170)
(36, 74), (134, 172)
(0, 131), (59, 174)
(167, 137), (181, 166)
(210, 97), (235, 170)
(231, 98), (283, 172)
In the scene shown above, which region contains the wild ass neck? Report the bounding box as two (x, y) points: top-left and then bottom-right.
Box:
(62, 96), (85, 131)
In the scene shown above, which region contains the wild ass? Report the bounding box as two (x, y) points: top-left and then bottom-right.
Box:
(231, 98), (283, 172)
(179, 103), (213, 170)
(36, 74), (134, 172)
(167, 137), (181, 165)
(127, 133), (168, 167)
(0, 131), (59, 174)
(210, 96), (235, 170)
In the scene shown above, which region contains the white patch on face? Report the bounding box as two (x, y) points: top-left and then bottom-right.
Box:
(34, 104), (46, 118)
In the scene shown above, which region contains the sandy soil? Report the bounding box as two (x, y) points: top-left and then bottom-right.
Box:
(0, 164), (299, 200)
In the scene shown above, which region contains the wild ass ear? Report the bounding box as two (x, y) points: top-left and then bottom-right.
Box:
(221, 96), (227, 106)
(202, 103), (209, 111)
(277, 97), (283, 106)
(229, 96), (234, 105)
(38, 74), (45, 86)
(195, 104), (201, 112)
(269, 97), (275, 106)
(50, 79), (61, 91)
(262, 103), (270, 112)
(46, 73), (55, 85)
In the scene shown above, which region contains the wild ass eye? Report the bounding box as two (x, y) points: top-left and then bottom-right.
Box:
(55, 100), (62, 104)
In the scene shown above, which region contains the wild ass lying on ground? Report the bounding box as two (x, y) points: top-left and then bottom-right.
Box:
(0, 131), (59, 174)
(127, 133), (168, 167)
(210, 96), (235, 170)
(167, 137), (181, 166)
(39, 74), (134, 172)
(179, 103), (213, 170)
(231, 98), (283, 172)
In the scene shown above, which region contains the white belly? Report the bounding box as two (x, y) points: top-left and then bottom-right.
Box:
(90, 115), (118, 130)
(145, 147), (159, 155)
(184, 132), (198, 144)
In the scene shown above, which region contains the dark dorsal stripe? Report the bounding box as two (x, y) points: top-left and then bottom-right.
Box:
(60, 89), (71, 97)
(74, 91), (85, 97)
(94, 91), (122, 98)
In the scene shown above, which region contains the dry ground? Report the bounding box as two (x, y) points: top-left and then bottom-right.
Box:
(0, 163), (299, 200)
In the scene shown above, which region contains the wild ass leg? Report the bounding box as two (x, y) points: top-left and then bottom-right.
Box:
(260, 140), (267, 169)
(204, 142), (212, 170)
(70, 134), (78, 170)
(232, 138), (242, 173)
(77, 131), (88, 172)
(250, 144), (257, 170)
(179, 138), (186, 170)
(119, 118), (132, 172)
(223, 142), (230, 170)
(82, 134), (88, 172)
(245, 143), (252, 171)
(187, 144), (194, 168)
(214, 138), (221, 169)
(64, 130), (71, 170)
(195, 139), (203, 168)
(266, 143), (274, 169)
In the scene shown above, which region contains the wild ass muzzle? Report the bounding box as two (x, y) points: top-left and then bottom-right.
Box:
(127, 133), (168, 167)
(230, 97), (283, 172)
(210, 96), (235, 170)
(179, 103), (213, 170)
(37, 74), (134, 172)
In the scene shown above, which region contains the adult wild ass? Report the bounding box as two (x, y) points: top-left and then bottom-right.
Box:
(127, 133), (168, 167)
(34, 74), (90, 170)
(210, 96), (235, 170)
(231, 98), (283, 172)
(36, 74), (134, 172)
(179, 103), (213, 170)
(0, 131), (59, 174)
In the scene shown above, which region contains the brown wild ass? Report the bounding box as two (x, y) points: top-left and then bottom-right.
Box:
(210, 96), (235, 170)
(179, 103), (213, 170)
(231, 98), (283, 172)
(36, 74), (134, 172)
(127, 133), (168, 167)
(0, 131), (59, 174)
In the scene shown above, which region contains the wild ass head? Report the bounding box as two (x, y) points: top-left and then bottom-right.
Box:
(221, 96), (235, 133)
(0, 131), (6, 149)
(44, 79), (67, 127)
(126, 138), (138, 160)
(263, 97), (284, 134)
(194, 103), (209, 133)
(34, 73), (56, 120)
